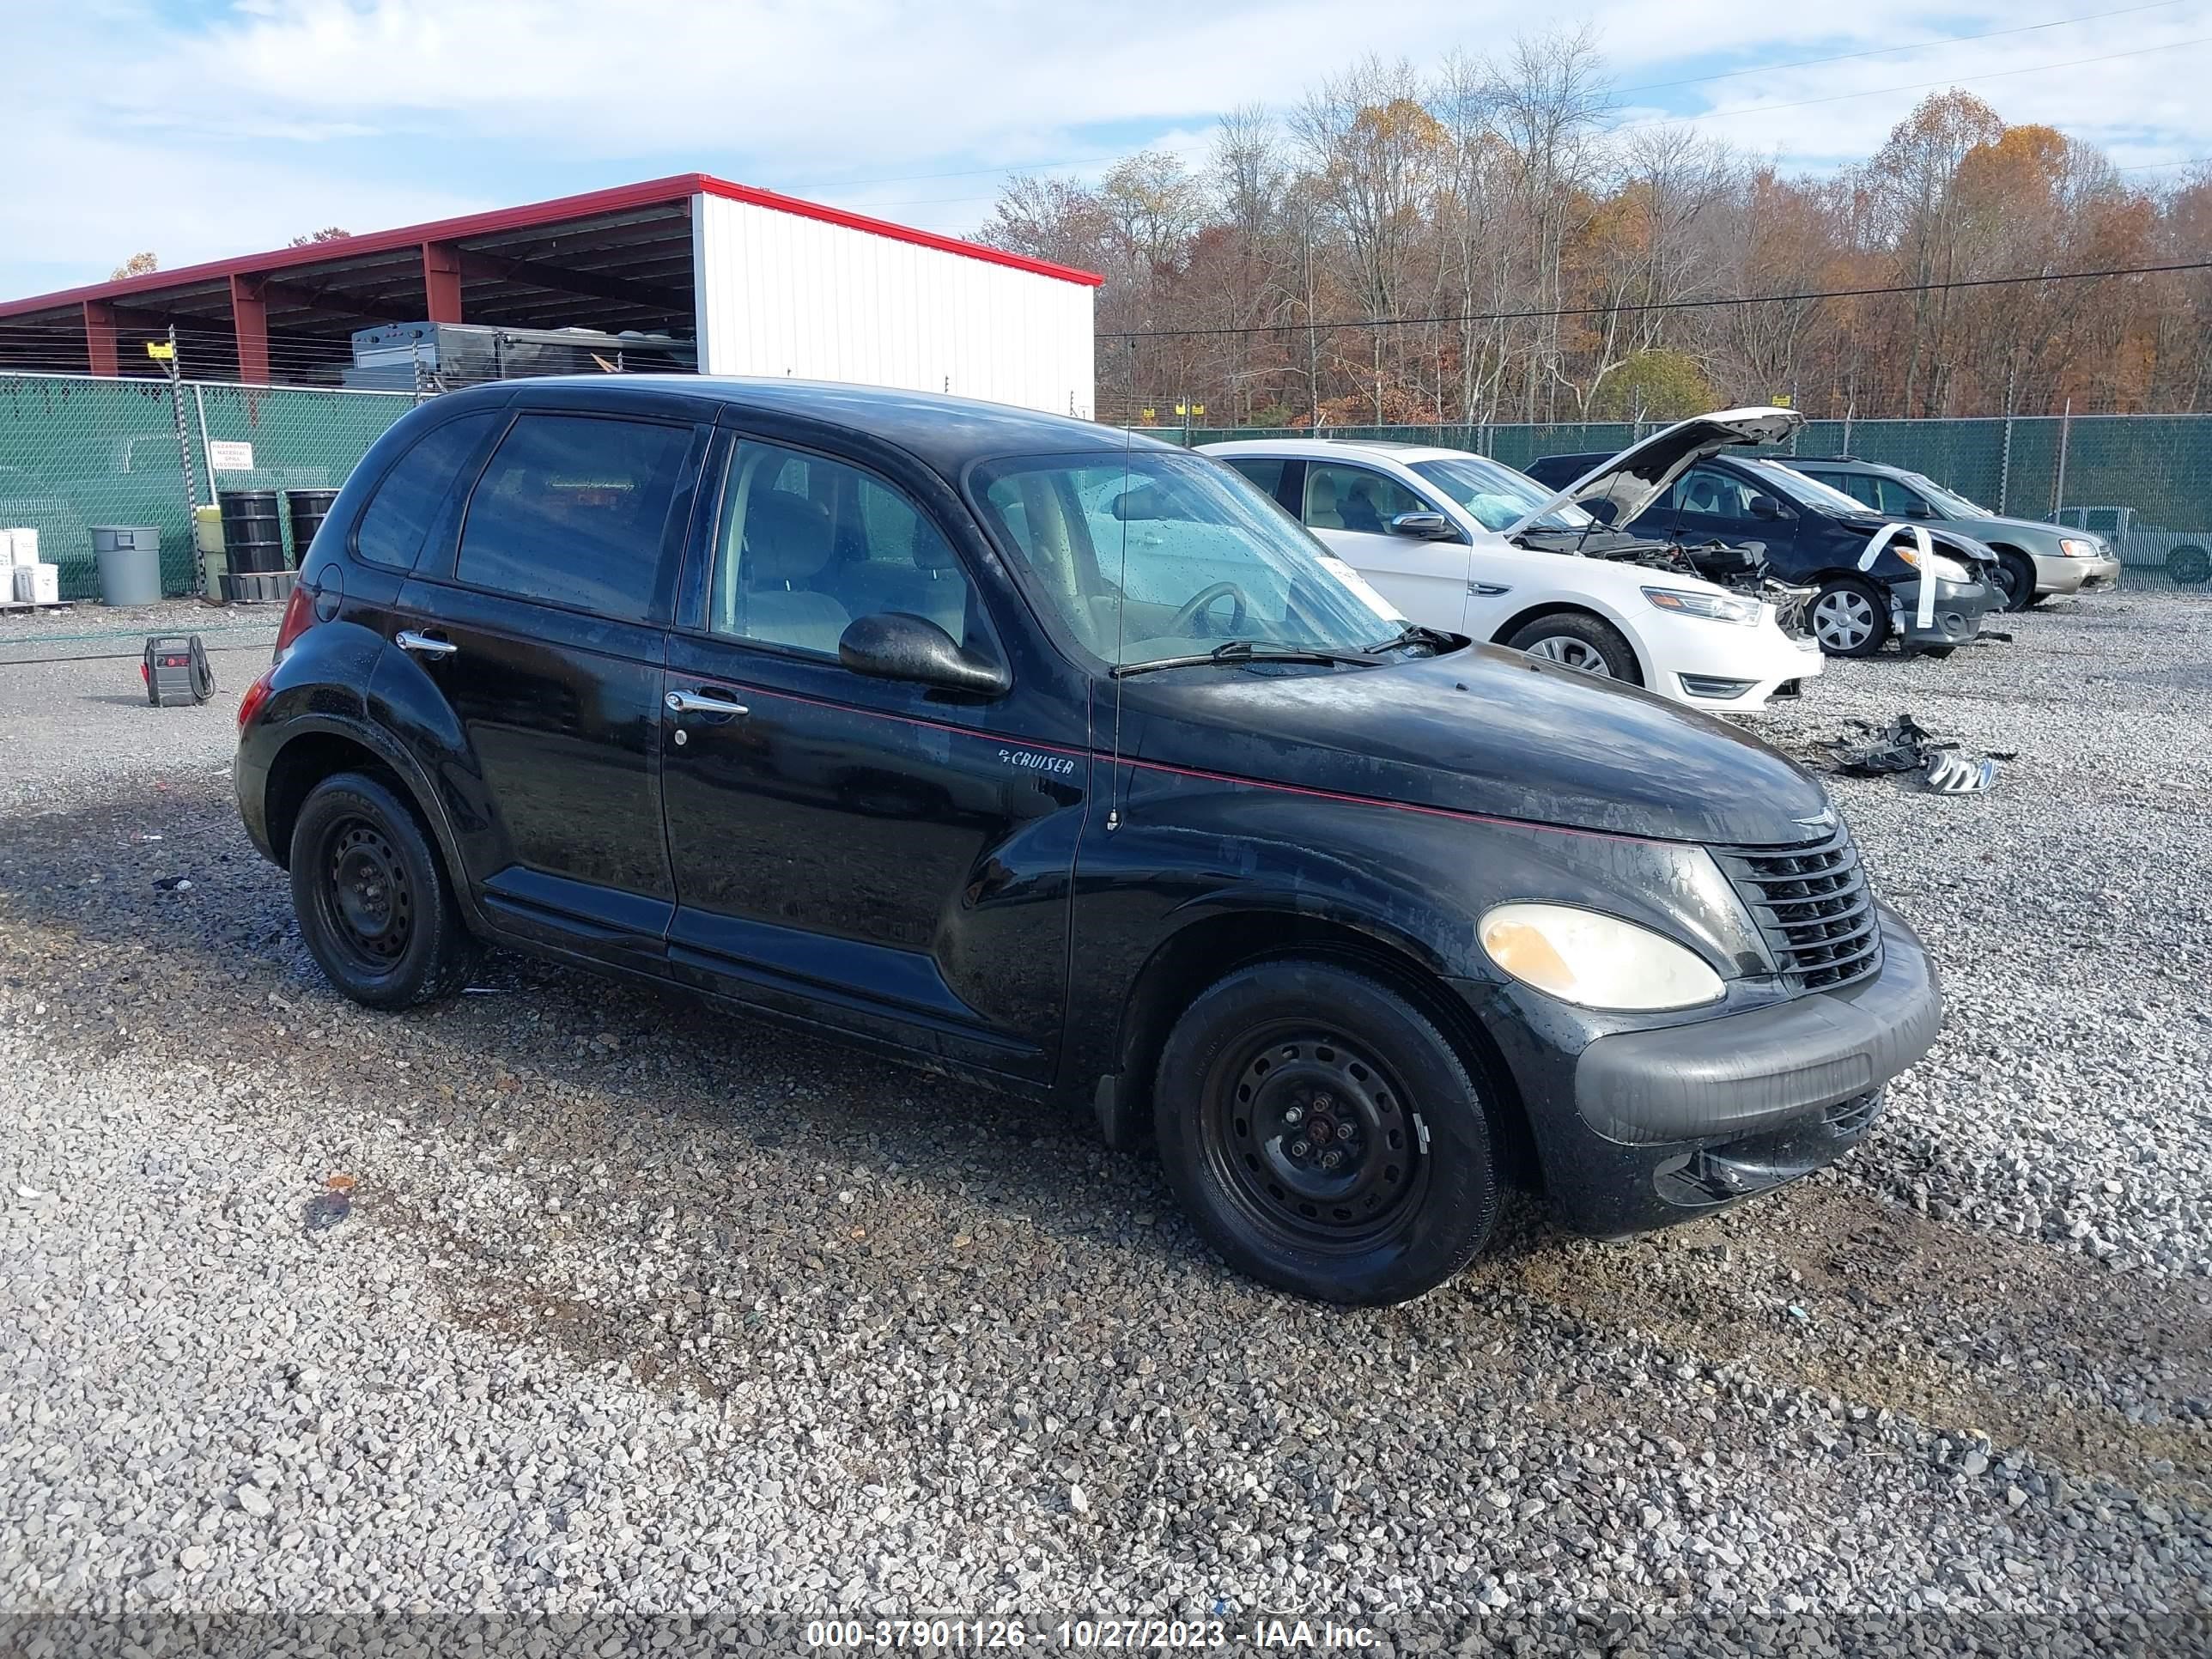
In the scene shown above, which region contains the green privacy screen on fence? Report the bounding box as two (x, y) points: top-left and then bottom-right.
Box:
(1178, 414), (2212, 574)
(0, 373), (412, 599)
(7, 368), (2212, 601)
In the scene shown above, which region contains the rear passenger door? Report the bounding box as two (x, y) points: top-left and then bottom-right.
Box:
(656, 432), (1085, 1084)
(394, 407), (709, 968)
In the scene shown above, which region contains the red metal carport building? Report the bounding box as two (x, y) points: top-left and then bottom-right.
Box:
(0, 173), (1100, 416)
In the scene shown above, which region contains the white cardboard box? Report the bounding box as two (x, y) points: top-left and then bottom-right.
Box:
(12, 562), (58, 605)
(4, 528), (37, 566)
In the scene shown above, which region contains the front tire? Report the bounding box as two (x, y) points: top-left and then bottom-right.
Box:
(1153, 961), (1498, 1305)
(1504, 612), (1641, 683)
(1811, 577), (1890, 658)
(1991, 552), (2037, 612)
(290, 771), (481, 1010)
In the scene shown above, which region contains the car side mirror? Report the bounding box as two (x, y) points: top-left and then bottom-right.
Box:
(839, 611), (1009, 698)
(1748, 495), (1787, 520)
(1389, 511), (1458, 541)
(1903, 501), (1936, 520)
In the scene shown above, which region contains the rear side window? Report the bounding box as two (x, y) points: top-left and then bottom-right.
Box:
(353, 411), (502, 570)
(456, 413), (691, 623)
(1223, 457), (1287, 500)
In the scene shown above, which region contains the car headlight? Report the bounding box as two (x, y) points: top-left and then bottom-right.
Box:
(2057, 538), (2100, 557)
(1479, 903), (1725, 1012)
(1642, 586), (1759, 626)
(1895, 545), (1971, 583)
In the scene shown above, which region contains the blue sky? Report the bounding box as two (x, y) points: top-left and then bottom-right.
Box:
(5, 0), (2210, 299)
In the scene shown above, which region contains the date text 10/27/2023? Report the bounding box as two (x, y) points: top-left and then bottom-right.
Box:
(805, 1619), (1379, 1650)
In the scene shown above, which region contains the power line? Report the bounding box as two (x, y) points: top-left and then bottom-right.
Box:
(1097, 258), (2212, 341)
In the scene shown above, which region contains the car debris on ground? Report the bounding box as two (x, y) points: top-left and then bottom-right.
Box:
(1815, 713), (2014, 795)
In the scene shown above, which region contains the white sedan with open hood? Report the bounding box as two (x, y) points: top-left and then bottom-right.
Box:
(1200, 410), (1823, 711)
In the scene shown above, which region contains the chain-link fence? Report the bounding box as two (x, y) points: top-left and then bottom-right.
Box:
(0, 372), (413, 600)
(1177, 412), (2212, 589)
(9, 368), (2212, 602)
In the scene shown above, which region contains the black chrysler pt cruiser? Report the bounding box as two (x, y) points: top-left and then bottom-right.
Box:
(237, 376), (1942, 1305)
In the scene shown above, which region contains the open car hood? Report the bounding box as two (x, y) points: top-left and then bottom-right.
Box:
(1503, 406), (1806, 539)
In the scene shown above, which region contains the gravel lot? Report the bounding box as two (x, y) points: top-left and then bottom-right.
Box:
(1, 594), (2207, 1654)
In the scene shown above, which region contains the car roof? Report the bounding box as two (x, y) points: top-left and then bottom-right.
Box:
(1790, 456), (1906, 475)
(436, 374), (1181, 474)
(1199, 436), (1473, 465)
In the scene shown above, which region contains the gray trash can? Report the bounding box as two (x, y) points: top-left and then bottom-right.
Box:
(91, 525), (162, 606)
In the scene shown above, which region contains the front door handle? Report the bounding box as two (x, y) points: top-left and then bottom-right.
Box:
(665, 689), (749, 717)
(396, 630), (459, 659)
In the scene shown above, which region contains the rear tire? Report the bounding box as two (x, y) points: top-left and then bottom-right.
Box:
(1810, 577), (1890, 658)
(1991, 552), (2037, 612)
(290, 772), (481, 1010)
(2169, 545), (2210, 586)
(1504, 612), (1641, 684)
(1153, 961), (1498, 1305)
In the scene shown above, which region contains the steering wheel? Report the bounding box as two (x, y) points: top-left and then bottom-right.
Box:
(1168, 580), (1249, 636)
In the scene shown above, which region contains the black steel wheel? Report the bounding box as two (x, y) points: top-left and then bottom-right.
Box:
(318, 818), (416, 975)
(1154, 960), (1498, 1305)
(290, 770), (481, 1009)
(2170, 545), (2211, 586)
(1205, 1025), (1427, 1252)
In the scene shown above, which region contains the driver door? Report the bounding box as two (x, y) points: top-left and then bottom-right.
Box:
(1297, 462), (1471, 629)
(656, 432), (1085, 1084)
(1667, 464), (1800, 563)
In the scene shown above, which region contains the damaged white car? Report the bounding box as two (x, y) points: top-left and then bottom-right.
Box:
(1201, 410), (1824, 711)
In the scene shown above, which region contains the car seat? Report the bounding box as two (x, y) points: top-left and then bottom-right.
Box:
(1340, 480), (1385, 534)
(740, 489), (850, 655)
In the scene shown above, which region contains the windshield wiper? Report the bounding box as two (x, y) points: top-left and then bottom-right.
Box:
(1110, 639), (1379, 678)
(1361, 622), (1455, 655)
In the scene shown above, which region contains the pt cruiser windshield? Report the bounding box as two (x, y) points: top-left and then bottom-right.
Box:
(970, 453), (1405, 670)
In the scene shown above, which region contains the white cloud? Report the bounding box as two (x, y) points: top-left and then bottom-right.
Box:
(5, 0), (2210, 293)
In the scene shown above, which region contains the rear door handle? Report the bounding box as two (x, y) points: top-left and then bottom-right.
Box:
(665, 689), (749, 717)
(396, 630), (459, 659)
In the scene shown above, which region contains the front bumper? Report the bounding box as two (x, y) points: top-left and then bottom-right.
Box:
(2029, 552), (2090, 597)
(1893, 576), (1996, 648)
(1645, 617), (1824, 711)
(1460, 907), (1942, 1237)
(2055, 553), (2122, 593)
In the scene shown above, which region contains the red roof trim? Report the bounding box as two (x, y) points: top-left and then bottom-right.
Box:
(0, 170), (1102, 322)
(698, 179), (1103, 288)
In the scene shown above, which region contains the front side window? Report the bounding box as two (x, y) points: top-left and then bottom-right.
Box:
(1303, 463), (1424, 533)
(1671, 465), (1761, 521)
(709, 440), (984, 659)
(969, 452), (1401, 669)
(355, 411), (502, 570)
(455, 413), (690, 622)
(1410, 454), (1591, 533)
(1800, 469), (1878, 511)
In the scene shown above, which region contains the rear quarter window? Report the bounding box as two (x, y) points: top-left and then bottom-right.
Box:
(454, 413), (692, 623)
(352, 411), (504, 570)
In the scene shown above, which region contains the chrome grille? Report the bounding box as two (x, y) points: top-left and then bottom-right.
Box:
(1714, 823), (1883, 991)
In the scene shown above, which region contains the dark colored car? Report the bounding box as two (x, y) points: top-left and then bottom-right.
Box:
(236, 376), (1942, 1306)
(1525, 447), (2001, 658)
(1783, 456), (2121, 611)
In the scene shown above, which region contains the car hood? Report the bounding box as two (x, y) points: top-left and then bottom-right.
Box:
(1120, 643), (1833, 847)
(1950, 511), (2087, 547)
(1503, 406), (1805, 539)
